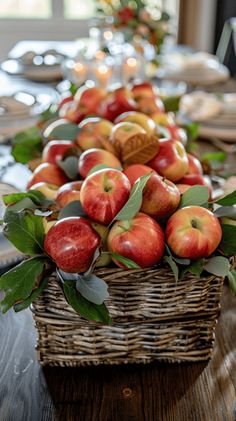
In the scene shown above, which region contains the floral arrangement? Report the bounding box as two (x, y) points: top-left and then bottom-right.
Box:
(97, 0), (170, 53)
(0, 81), (236, 325)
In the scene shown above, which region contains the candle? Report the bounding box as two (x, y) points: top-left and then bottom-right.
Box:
(123, 57), (139, 82)
(94, 64), (112, 88)
(73, 61), (87, 83)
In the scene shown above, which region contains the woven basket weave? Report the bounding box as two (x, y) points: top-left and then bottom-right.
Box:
(32, 266), (223, 366)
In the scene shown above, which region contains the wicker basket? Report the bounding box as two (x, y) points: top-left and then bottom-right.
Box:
(32, 266), (224, 366)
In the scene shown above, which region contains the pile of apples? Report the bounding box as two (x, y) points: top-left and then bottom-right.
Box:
(25, 82), (222, 273)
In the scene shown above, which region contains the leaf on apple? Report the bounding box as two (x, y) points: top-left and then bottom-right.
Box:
(219, 224), (236, 256)
(114, 172), (152, 221)
(12, 126), (43, 164)
(203, 256), (230, 277)
(87, 164), (115, 177)
(60, 277), (111, 324)
(58, 156), (79, 180)
(0, 257), (48, 313)
(180, 185), (209, 208)
(109, 252), (140, 269)
(58, 200), (87, 220)
(214, 206), (236, 219)
(3, 210), (45, 256)
(228, 269), (236, 295)
(120, 134), (160, 165)
(215, 189), (236, 206)
(43, 120), (78, 140)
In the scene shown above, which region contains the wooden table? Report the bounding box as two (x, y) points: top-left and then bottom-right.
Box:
(0, 284), (235, 421)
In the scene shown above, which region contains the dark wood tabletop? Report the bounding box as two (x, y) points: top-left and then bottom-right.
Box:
(0, 283), (235, 421)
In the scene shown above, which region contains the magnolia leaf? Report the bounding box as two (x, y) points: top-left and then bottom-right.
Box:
(87, 164), (114, 177)
(3, 210), (45, 255)
(43, 119), (78, 140)
(61, 279), (111, 324)
(120, 134), (160, 165)
(40, 104), (58, 122)
(13, 276), (49, 312)
(84, 247), (101, 275)
(58, 200), (87, 220)
(219, 224), (236, 256)
(215, 190), (236, 206)
(4, 198), (37, 214)
(13, 126), (41, 145)
(163, 96), (180, 112)
(180, 260), (204, 280)
(201, 151), (226, 163)
(228, 269), (236, 295)
(115, 172), (152, 221)
(214, 206), (236, 219)
(110, 252), (140, 269)
(58, 156), (79, 179)
(163, 255), (179, 282)
(3, 190), (47, 206)
(165, 244), (190, 266)
(0, 257), (47, 313)
(180, 185), (209, 208)
(181, 122), (199, 141)
(76, 274), (109, 305)
(204, 256), (230, 277)
(12, 127), (42, 163)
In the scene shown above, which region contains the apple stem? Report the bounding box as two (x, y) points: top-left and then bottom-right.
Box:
(191, 219), (198, 229)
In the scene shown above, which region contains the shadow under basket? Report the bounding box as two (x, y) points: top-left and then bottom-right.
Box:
(32, 266), (224, 367)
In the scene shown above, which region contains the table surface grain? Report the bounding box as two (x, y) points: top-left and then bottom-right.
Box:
(0, 284), (235, 421)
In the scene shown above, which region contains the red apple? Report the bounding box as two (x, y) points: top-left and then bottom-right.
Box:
(114, 111), (156, 135)
(27, 163), (68, 189)
(44, 217), (101, 273)
(137, 96), (164, 115)
(59, 101), (87, 124)
(78, 148), (122, 179)
(57, 94), (74, 111)
(123, 164), (156, 186)
(178, 174), (212, 197)
(75, 86), (107, 114)
(76, 117), (113, 151)
(131, 82), (156, 99)
(107, 212), (165, 268)
(166, 205), (222, 259)
(141, 173), (180, 220)
(56, 181), (83, 208)
(42, 140), (75, 165)
(29, 182), (59, 200)
(147, 139), (188, 182)
(80, 169), (131, 224)
(101, 96), (138, 122)
(167, 126), (188, 145)
(187, 153), (203, 175)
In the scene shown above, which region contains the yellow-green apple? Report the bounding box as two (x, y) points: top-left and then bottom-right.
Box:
(107, 212), (165, 268)
(27, 163), (68, 189)
(141, 173), (180, 220)
(114, 111), (156, 135)
(166, 205), (222, 259)
(43, 219), (57, 234)
(29, 182), (59, 200)
(131, 82), (156, 99)
(78, 148), (122, 179)
(187, 153), (203, 175)
(80, 168), (131, 224)
(151, 111), (175, 127)
(136, 96), (164, 115)
(178, 174), (212, 197)
(76, 117), (113, 151)
(56, 181), (83, 208)
(75, 86), (107, 114)
(91, 222), (111, 267)
(147, 139), (188, 182)
(42, 140), (75, 165)
(44, 217), (101, 273)
(176, 184), (191, 194)
(123, 164), (155, 186)
(111, 121), (145, 151)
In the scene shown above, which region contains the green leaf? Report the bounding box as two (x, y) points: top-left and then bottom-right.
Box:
(12, 126), (43, 164)
(163, 255), (179, 282)
(87, 164), (115, 177)
(62, 280), (111, 324)
(182, 122), (199, 141)
(3, 210), (45, 255)
(180, 260), (204, 279)
(43, 120), (78, 140)
(115, 173), (152, 221)
(163, 96), (180, 112)
(180, 185), (209, 208)
(40, 104), (58, 122)
(13, 276), (49, 312)
(58, 200), (87, 220)
(228, 269), (236, 295)
(165, 244), (190, 265)
(219, 224), (236, 256)
(214, 206), (236, 219)
(204, 256), (230, 277)
(110, 252), (140, 269)
(3, 190), (45, 206)
(201, 151), (226, 163)
(4, 198), (37, 215)
(58, 156), (79, 179)
(215, 190), (236, 206)
(0, 257), (47, 313)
